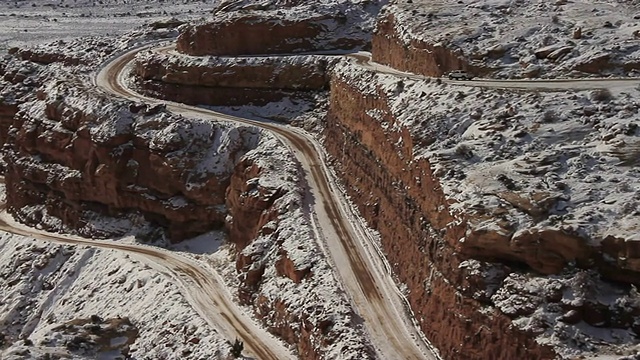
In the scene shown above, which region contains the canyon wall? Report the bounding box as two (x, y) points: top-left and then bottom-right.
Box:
(176, 0), (383, 57)
(178, 14), (330, 56)
(324, 74), (556, 359)
(372, 12), (490, 77)
(3, 80), (254, 241)
(133, 52), (331, 107)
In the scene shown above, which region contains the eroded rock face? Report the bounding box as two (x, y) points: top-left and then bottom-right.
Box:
(222, 135), (376, 360)
(325, 75), (556, 359)
(325, 59), (640, 358)
(177, 1), (384, 56)
(133, 51), (332, 107)
(0, 58), (42, 149)
(4, 79), (259, 241)
(372, 12), (490, 77)
(136, 51), (332, 90)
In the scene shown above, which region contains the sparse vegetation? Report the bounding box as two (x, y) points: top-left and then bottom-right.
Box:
(542, 109), (559, 123)
(229, 338), (244, 358)
(590, 88), (613, 102)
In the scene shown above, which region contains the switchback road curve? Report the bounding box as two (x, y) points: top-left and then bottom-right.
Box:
(97, 45), (441, 359)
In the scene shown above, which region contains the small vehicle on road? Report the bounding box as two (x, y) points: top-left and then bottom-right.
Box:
(447, 70), (473, 80)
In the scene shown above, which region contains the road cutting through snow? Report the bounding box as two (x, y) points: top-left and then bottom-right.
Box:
(96, 44), (442, 359)
(0, 207), (294, 360)
(87, 42), (640, 359)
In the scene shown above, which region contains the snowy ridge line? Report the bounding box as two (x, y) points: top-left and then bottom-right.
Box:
(100, 44), (440, 359)
(0, 208), (295, 360)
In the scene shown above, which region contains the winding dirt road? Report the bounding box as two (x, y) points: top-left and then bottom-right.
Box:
(0, 210), (294, 360)
(96, 45), (441, 359)
(10, 42), (633, 359)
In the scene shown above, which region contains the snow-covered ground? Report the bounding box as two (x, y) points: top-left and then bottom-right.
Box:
(0, 0), (214, 51)
(334, 50), (640, 358)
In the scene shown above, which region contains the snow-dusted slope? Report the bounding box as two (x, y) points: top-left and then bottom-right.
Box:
(332, 51), (640, 358)
(0, 231), (234, 360)
(0, 0), (214, 51)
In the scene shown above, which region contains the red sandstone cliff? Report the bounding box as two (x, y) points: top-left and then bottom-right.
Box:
(176, 1), (383, 56)
(3, 80), (258, 241)
(325, 58), (640, 358)
(133, 51), (332, 107)
(325, 74), (555, 360)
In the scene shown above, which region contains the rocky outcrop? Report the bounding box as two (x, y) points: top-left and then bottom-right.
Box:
(136, 52), (331, 90)
(225, 159), (282, 249)
(177, 1), (384, 56)
(178, 14), (326, 56)
(133, 51), (331, 107)
(16, 48), (84, 66)
(372, 12), (490, 77)
(324, 60), (640, 359)
(0, 102), (18, 147)
(135, 78), (303, 108)
(325, 74), (556, 359)
(3, 80), (259, 241)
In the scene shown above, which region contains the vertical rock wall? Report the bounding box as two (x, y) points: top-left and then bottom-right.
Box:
(324, 74), (556, 360)
(372, 12), (489, 77)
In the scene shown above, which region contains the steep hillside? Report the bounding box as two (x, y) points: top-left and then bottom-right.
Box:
(177, 0), (384, 55)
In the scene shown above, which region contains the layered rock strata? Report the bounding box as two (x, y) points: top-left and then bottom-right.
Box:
(4, 79), (255, 241)
(177, 0), (384, 56)
(325, 72), (554, 360)
(325, 60), (640, 359)
(372, 11), (489, 77)
(133, 51), (332, 107)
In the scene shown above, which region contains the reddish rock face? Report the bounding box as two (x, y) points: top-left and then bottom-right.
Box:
(135, 52), (331, 90)
(372, 13), (491, 77)
(178, 15), (323, 56)
(0, 102), (18, 147)
(135, 78), (304, 108)
(132, 51), (331, 108)
(226, 159), (282, 250)
(3, 80), (260, 241)
(325, 76), (557, 360)
(17, 49), (84, 66)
